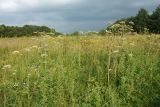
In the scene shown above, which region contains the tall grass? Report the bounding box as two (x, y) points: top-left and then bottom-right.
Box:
(0, 35), (160, 107)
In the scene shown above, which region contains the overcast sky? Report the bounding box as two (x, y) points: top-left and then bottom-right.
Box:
(0, 0), (159, 33)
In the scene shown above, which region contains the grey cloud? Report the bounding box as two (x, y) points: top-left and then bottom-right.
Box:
(0, 0), (159, 33)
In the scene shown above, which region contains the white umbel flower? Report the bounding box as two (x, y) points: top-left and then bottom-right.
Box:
(3, 64), (11, 69)
(41, 54), (48, 57)
(113, 50), (119, 53)
(31, 45), (38, 49)
(24, 48), (31, 52)
(12, 51), (20, 55)
(128, 53), (133, 57)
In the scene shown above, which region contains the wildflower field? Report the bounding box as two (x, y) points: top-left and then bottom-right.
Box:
(0, 35), (160, 107)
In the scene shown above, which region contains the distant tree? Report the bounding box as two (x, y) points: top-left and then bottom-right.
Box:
(0, 25), (6, 37)
(50, 28), (56, 33)
(133, 8), (149, 33)
(99, 29), (106, 35)
(0, 24), (56, 37)
(148, 5), (160, 33)
(71, 31), (80, 36)
(55, 32), (63, 36)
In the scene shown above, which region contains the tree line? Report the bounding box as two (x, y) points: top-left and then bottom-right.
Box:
(106, 5), (160, 34)
(0, 25), (57, 37)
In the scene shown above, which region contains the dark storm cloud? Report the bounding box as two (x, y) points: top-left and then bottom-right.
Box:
(0, 0), (159, 33)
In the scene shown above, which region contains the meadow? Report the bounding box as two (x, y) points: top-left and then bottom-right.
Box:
(0, 34), (160, 107)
